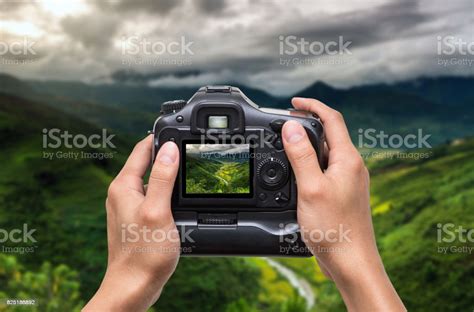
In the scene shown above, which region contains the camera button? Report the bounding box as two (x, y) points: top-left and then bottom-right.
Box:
(258, 193), (267, 201)
(160, 100), (187, 114)
(257, 158), (288, 190)
(274, 192), (289, 205)
(267, 168), (277, 178)
(273, 138), (284, 150)
(270, 119), (285, 132)
(176, 115), (184, 122)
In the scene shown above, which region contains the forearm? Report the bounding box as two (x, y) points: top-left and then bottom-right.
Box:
(329, 248), (406, 311)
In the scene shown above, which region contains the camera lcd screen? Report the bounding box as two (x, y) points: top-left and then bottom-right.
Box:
(184, 143), (252, 196)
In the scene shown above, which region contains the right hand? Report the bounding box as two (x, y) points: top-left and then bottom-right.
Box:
(282, 97), (405, 311)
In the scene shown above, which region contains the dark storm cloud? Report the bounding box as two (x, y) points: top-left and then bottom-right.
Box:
(0, 1), (27, 12)
(111, 69), (202, 83)
(194, 0), (228, 15)
(1, 0), (472, 93)
(296, 1), (429, 47)
(247, 0), (432, 60)
(109, 54), (274, 83)
(0, 0), (37, 18)
(91, 0), (184, 15)
(179, 0), (471, 85)
(193, 55), (276, 74)
(61, 14), (120, 50)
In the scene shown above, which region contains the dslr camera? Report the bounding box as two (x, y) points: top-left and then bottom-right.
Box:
(152, 86), (325, 256)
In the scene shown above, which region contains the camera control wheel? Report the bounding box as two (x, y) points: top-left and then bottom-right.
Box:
(257, 157), (289, 190)
(160, 100), (187, 115)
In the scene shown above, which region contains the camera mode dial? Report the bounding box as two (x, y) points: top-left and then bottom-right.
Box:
(257, 157), (289, 190)
(160, 100), (187, 115)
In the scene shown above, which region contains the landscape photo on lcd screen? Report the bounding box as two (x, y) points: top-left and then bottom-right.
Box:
(185, 144), (251, 194)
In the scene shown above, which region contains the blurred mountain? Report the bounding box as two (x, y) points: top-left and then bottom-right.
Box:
(25, 79), (279, 112)
(0, 73), (36, 95)
(0, 73), (472, 143)
(283, 77), (474, 143)
(386, 76), (474, 107)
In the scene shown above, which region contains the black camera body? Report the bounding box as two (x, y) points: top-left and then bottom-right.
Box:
(152, 86), (325, 256)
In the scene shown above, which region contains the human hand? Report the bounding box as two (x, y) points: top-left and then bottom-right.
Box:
(282, 98), (405, 311)
(84, 136), (180, 312)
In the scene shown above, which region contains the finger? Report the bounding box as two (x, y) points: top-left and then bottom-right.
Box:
(143, 142), (179, 223)
(292, 97), (357, 165)
(282, 120), (323, 193)
(112, 135), (152, 198)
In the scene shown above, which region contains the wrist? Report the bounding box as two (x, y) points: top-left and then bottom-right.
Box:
(84, 262), (163, 312)
(325, 246), (405, 311)
(329, 242), (385, 281)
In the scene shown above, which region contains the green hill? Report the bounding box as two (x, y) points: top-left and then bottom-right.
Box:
(0, 92), (126, 300)
(185, 155), (250, 194)
(371, 139), (474, 311)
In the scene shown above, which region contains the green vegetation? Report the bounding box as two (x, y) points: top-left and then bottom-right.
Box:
(0, 74), (473, 311)
(370, 140), (474, 311)
(0, 254), (83, 311)
(185, 152), (250, 194)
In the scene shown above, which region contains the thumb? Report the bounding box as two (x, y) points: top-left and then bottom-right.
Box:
(143, 141), (179, 224)
(282, 120), (323, 195)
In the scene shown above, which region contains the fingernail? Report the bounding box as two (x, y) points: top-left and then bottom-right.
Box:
(283, 120), (305, 144)
(159, 142), (178, 165)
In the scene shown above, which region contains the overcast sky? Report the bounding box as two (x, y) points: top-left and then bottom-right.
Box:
(0, 0), (473, 95)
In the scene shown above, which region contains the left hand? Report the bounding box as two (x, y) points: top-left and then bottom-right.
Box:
(84, 135), (181, 312)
